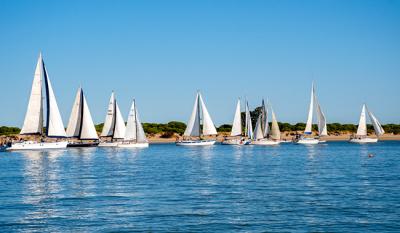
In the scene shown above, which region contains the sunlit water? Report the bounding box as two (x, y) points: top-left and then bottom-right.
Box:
(0, 142), (399, 232)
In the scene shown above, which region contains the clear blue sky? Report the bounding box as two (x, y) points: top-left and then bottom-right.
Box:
(0, 0), (399, 126)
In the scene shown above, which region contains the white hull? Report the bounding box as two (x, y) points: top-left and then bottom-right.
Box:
(176, 140), (216, 146)
(295, 138), (320, 145)
(251, 139), (280, 145)
(349, 137), (378, 143)
(118, 142), (149, 148)
(7, 141), (68, 151)
(221, 138), (250, 145)
(98, 142), (119, 147)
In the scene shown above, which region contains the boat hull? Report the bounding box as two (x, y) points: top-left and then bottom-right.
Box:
(67, 142), (99, 147)
(251, 139), (280, 146)
(349, 138), (378, 143)
(176, 140), (216, 146)
(98, 142), (119, 147)
(7, 141), (68, 150)
(295, 138), (320, 145)
(221, 138), (250, 145)
(118, 142), (149, 148)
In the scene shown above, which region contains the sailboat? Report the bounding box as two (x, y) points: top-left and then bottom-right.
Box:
(98, 92), (126, 147)
(7, 53), (68, 150)
(349, 104), (384, 143)
(118, 99), (149, 148)
(251, 100), (281, 145)
(66, 87), (99, 147)
(176, 92), (217, 146)
(221, 99), (249, 145)
(294, 83), (328, 144)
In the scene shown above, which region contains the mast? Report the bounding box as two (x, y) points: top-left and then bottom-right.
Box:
(197, 92), (201, 138)
(78, 89), (84, 139)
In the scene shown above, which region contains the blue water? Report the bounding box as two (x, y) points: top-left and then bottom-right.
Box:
(0, 142), (399, 232)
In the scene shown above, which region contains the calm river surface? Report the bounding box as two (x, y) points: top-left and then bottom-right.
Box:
(0, 142), (399, 232)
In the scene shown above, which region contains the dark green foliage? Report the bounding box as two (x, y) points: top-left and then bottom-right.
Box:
(143, 121), (187, 135)
(217, 124), (232, 132)
(95, 123), (104, 133)
(0, 126), (21, 135)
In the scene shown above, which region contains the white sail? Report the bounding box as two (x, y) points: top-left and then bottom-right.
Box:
(80, 93), (98, 139)
(100, 92), (116, 137)
(366, 107), (385, 136)
(199, 93), (217, 135)
(67, 88), (98, 140)
(230, 99), (242, 136)
(245, 101), (253, 139)
(66, 88), (82, 137)
(135, 105), (148, 143)
(253, 114), (264, 140)
(304, 83), (314, 135)
(314, 97), (328, 136)
(20, 54), (43, 135)
(124, 100), (137, 141)
(183, 93), (201, 137)
(113, 101), (126, 139)
(270, 107), (281, 140)
(43, 63), (66, 137)
(356, 104), (367, 136)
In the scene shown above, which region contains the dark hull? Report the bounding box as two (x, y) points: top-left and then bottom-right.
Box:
(67, 142), (99, 148)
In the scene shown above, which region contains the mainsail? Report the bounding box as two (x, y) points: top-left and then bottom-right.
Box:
(20, 53), (66, 137)
(20, 54), (43, 135)
(183, 92), (217, 137)
(100, 92), (116, 137)
(304, 83), (314, 135)
(113, 101), (126, 139)
(253, 114), (264, 140)
(66, 88), (98, 140)
(356, 104), (367, 136)
(230, 99), (242, 136)
(124, 100), (148, 143)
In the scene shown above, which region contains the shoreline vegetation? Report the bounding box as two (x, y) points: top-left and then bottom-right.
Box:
(1, 121), (400, 144)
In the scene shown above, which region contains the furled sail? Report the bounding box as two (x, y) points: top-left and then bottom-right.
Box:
(356, 104), (367, 136)
(366, 106), (385, 136)
(304, 83), (314, 135)
(270, 107), (281, 140)
(183, 93), (201, 137)
(245, 101), (253, 139)
(20, 54), (44, 135)
(230, 99), (242, 136)
(199, 93), (217, 135)
(43, 62), (66, 137)
(113, 101), (126, 139)
(100, 92), (116, 137)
